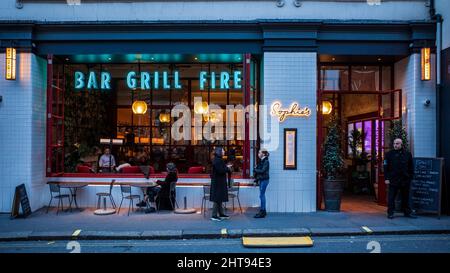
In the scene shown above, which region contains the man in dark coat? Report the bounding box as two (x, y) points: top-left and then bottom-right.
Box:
(383, 138), (417, 219)
(210, 147), (232, 221)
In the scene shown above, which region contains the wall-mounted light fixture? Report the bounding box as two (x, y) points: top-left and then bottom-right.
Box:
(421, 47), (431, 81)
(322, 101), (333, 115)
(5, 47), (17, 80)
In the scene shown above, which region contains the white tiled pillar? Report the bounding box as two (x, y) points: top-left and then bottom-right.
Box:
(395, 53), (437, 157)
(0, 52), (48, 213)
(262, 52), (317, 212)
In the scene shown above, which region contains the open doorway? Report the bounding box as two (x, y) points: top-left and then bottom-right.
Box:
(318, 61), (402, 212)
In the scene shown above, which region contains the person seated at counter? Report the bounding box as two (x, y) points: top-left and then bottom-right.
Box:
(115, 157), (137, 172)
(80, 146), (102, 173)
(137, 162), (178, 212)
(98, 148), (116, 173)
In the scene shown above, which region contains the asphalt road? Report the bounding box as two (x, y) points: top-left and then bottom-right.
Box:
(0, 234), (450, 253)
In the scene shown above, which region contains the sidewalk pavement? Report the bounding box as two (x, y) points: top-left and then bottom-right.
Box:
(1, 207), (449, 241)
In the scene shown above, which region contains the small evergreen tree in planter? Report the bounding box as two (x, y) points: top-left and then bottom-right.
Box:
(322, 116), (345, 212)
(388, 120), (409, 151)
(348, 129), (369, 170)
(387, 120), (409, 210)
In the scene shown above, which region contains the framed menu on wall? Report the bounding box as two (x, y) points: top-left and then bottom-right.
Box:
(284, 128), (297, 170)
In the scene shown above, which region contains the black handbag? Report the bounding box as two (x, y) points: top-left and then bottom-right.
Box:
(253, 178), (259, 186)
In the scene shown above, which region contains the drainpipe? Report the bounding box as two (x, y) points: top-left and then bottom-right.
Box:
(430, 0), (442, 157)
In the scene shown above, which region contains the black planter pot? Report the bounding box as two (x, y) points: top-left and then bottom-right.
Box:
(323, 178), (344, 212)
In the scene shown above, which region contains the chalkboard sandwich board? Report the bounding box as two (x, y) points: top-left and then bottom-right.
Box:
(11, 184), (32, 219)
(410, 157), (445, 218)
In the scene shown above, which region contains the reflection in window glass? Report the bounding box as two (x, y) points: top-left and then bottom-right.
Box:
(382, 66), (392, 91)
(320, 66), (349, 91)
(348, 123), (354, 155)
(351, 66), (379, 91)
(364, 121), (372, 154)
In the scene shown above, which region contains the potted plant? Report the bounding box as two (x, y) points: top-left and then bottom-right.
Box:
(322, 116), (345, 212)
(387, 120), (409, 210)
(348, 129), (367, 170)
(348, 129), (370, 193)
(388, 120), (409, 151)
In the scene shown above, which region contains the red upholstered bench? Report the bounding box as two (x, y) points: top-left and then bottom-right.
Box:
(121, 166), (142, 174)
(77, 165), (93, 173)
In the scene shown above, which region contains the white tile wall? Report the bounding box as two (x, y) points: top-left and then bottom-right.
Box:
(0, 53), (48, 213)
(262, 52), (317, 212)
(395, 54), (437, 157)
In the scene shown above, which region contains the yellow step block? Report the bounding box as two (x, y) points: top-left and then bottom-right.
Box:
(242, 236), (314, 248)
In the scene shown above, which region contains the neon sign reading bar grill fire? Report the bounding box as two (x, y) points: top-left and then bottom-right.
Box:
(74, 70), (242, 91)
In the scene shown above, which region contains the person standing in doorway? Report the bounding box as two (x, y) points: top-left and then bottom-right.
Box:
(210, 147), (232, 221)
(254, 149), (270, 218)
(384, 138), (417, 219)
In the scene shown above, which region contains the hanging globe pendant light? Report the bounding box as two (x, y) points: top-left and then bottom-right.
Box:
(132, 100), (148, 115)
(194, 101), (209, 115)
(159, 112), (171, 123)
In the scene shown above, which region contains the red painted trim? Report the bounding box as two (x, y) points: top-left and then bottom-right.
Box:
(46, 55), (53, 176)
(347, 112), (378, 122)
(243, 53), (251, 178)
(48, 181), (255, 187)
(316, 55), (322, 210)
(61, 65), (65, 173)
(58, 173), (244, 179)
(321, 89), (402, 95)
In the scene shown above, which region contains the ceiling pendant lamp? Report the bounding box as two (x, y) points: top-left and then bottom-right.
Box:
(159, 112), (171, 123)
(132, 100), (147, 115)
(194, 101), (209, 115)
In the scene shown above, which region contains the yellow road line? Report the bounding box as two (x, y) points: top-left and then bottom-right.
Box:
(72, 229), (82, 237)
(242, 236), (314, 248)
(361, 226), (373, 233)
(221, 229), (227, 237)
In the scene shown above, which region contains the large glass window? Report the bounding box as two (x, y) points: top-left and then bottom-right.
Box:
(52, 59), (254, 176)
(320, 65), (392, 92)
(320, 66), (349, 91)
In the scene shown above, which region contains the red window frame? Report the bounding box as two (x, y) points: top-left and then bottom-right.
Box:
(46, 55), (65, 176)
(46, 54), (254, 178)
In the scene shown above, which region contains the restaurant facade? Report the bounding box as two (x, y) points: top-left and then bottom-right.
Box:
(0, 0), (447, 214)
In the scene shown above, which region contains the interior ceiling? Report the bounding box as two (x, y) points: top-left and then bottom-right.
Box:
(319, 55), (405, 64)
(55, 54), (244, 64)
(55, 53), (405, 65)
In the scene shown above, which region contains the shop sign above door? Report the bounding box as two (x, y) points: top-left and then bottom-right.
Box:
(271, 101), (311, 122)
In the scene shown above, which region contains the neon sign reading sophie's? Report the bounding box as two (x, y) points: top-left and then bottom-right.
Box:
(271, 101), (311, 122)
(74, 70), (242, 91)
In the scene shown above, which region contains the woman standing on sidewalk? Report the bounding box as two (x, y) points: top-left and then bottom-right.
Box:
(210, 147), (233, 221)
(254, 149), (270, 218)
